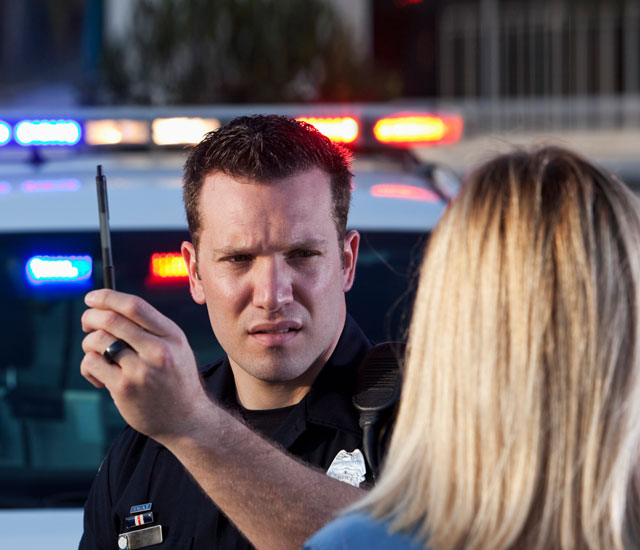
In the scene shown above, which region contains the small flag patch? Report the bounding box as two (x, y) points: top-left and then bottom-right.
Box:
(125, 512), (154, 529)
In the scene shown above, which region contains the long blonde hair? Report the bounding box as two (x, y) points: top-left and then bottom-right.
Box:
(360, 147), (640, 549)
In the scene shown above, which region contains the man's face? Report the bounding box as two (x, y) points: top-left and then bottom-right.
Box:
(181, 167), (359, 408)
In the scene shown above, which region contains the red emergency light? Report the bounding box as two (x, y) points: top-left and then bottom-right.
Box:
(373, 113), (463, 147)
(148, 252), (189, 284)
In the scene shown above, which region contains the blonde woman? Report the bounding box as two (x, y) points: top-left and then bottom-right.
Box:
(305, 147), (640, 550)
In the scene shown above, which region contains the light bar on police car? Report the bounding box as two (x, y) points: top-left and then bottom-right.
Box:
(25, 255), (93, 286)
(0, 105), (463, 150)
(14, 119), (82, 146)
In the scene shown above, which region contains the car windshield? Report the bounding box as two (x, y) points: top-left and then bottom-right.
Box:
(0, 228), (427, 508)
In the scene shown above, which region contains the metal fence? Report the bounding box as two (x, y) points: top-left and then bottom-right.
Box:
(439, 0), (640, 100)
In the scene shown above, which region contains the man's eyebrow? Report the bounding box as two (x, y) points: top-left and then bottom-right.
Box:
(212, 239), (328, 256)
(288, 238), (328, 250)
(212, 246), (253, 256)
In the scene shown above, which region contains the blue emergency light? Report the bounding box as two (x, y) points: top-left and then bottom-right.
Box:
(26, 255), (93, 286)
(0, 120), (10, 146)
(14, 119), (82, 146)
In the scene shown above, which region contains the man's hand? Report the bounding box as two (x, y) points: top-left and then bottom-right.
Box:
(80, 289), (209, 441)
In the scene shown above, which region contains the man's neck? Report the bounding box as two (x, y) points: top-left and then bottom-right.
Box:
(231, 364), (323, 410)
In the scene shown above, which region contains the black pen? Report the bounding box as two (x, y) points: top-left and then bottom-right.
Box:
(96, 165), (116, 290)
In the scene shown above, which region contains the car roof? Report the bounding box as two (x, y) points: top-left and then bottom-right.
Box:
(0, 151), (448, 234)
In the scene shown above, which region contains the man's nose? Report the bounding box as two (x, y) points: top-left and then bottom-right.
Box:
(252, 258), (293, 311)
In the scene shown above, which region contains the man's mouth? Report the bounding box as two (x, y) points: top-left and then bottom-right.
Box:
(250, 321), (301, 334)
(249, 323), (301, 345)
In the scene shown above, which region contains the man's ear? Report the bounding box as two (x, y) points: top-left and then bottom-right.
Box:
(342, 230), (359, 292)
(182, 241), (206, 305)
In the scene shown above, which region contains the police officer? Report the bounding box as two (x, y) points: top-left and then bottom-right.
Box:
(79, 115), (380, 550)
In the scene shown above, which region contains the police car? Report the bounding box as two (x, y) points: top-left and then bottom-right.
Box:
(0, 105), (461, 548)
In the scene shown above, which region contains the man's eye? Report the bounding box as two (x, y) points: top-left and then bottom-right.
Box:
(289, 250), (319, 259)
(224, 255), (252, 263)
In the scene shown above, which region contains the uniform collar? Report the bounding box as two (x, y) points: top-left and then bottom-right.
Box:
(304, 314), (372, 418)
(201, 356), (238, 410)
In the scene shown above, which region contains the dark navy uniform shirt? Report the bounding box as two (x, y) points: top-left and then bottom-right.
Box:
(79, 315), (373, 550)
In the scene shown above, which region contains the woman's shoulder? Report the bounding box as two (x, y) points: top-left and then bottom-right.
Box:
(303, 512), (427, 550)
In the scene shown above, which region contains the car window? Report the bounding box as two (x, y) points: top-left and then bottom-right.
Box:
(0, 228), (427, 508)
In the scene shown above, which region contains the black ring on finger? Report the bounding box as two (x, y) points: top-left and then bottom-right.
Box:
(103, 339), (130, 364)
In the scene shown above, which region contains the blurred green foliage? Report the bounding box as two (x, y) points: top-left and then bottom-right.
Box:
(101, 0), (401, 104)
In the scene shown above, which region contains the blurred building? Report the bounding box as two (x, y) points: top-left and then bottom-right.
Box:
(0, 0), (638, 105)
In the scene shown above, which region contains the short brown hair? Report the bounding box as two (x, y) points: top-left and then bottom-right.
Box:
(182, 114), (353, 251)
